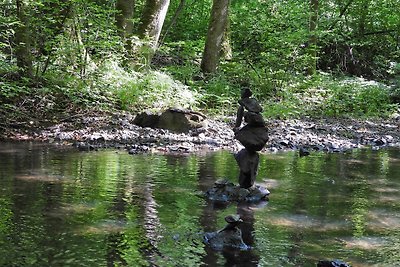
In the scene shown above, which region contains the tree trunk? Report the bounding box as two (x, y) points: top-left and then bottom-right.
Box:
(220, 19), (232, 60)
(115, 0), (135, 39)
(138, 0), (170, 49)
(200, 0), (230, 74)
(358, 0), (370, 37)
(307, 0), (319, 76)
(15, 0), (33, 77)
(158, 0), (185, 47)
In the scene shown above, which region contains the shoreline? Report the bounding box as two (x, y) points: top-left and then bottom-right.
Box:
(1, 112), (399, 154)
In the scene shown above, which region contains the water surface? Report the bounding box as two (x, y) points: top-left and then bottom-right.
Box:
(0, 142), (399, 266)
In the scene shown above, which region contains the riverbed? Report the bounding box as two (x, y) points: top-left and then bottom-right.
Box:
(0, 142), (399, 266)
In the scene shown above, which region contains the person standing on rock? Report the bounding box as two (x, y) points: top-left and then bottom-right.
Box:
(233, 88), (268, 189)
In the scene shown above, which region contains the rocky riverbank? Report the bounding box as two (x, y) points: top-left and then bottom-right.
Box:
(1, 111), (399, 154)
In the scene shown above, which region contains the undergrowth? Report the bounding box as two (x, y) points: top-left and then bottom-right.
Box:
(1, 53), (398, 132)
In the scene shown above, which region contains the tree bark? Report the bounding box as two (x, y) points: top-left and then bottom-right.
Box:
(115, 0), (135, 39)
(358, 0), (370, 37)
(15, 0), (33, 77)
(138, 0), (170, 49)
(200, 0), (230, 74)
(307, 0), (319, 76)
(220, 18), (232, 60)
(158, 0), (185, 47)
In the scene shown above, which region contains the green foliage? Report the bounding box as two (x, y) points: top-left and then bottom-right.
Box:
(231, 0), (310, 74)
(266, 74), (398, 118)
(1, 0), (399, 124)
(94, 58), (199, 112)
(322, 78), (397, 117)
(164, 0), (211, 42)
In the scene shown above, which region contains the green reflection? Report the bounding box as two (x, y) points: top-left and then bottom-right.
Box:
(0, 144), (400, 266)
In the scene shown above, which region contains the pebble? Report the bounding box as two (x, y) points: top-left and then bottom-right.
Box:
(4, 113), (399, 154)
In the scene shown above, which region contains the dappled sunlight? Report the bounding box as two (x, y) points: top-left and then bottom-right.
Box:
(45, 203), (97, 219)
(343, 159), (369, 165)
(260, 178), (280, 189)
(367, 209), (400, 231)
(15, 174), (71, 183)
(79, 219), (131, 235)
(340, 236), (388, 250)
(60, 203), (96, 214)
(376, 194), (400, 204)
(266, 214), (349, 232)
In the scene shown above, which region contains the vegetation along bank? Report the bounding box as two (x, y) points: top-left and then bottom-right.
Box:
(1, 0), (399, 153)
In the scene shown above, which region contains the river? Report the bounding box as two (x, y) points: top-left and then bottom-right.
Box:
(0, 142), (399, 266)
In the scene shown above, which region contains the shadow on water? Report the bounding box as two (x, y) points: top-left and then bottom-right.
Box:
(0, 142), (400, 266)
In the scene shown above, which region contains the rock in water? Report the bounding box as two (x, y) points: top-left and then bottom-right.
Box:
(205, 180), (269, 203)
(234, 125), (269, 151)
(203, 214), (249, 250)
(317, 259), (351, 267)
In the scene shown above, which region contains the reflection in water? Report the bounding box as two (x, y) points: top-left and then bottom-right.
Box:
(0, 143), (400, 266)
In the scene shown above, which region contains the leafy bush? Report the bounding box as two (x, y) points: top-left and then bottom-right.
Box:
(322, 78), (394, 117)
(96, 58), (199, 112)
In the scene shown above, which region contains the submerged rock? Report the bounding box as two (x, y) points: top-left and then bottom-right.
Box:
(205, 179), (270, 203)
(203, 214), (249, 250)
(317, 259), (351, 267)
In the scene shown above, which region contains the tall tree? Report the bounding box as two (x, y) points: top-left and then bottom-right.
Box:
(357, 0), (370, 37)
(307, 0), (319, 76)
(158, 0), (185, 46)
(115, 0), (135, 39)
(15, 0), (32, 77)
(138, 0), (170, 49)
(115, 0), (135, 58)
(200, 0), (230, 74)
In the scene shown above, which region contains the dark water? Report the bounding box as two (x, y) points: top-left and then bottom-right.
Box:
(0, 142), (399, 267)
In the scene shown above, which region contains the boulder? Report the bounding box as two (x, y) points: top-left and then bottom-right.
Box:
(244, 111), (265, 126)
(157, 108), (206, 133)
(133, 111), (160, 128)
(235, 149), (259, 188)
(133, 108), (207, 133)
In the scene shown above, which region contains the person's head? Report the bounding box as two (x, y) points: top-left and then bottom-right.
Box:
(241, 88), (252, 98)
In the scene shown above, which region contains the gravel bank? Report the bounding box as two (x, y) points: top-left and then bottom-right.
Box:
(2, 112), (399, 154)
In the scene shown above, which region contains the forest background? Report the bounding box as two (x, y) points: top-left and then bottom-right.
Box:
(1, 0), (400, 131)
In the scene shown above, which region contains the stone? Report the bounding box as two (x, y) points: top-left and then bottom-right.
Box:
(205, 180), (269, 203)
(238, 98), (263, 113)
(224, 214), (242, 224)
(244, 111), (265, 126)
(133, 108), (207, 133)
(234, 149), (259, 188)
(203, 214), (249, 250)
(234, 125), (268, 152)
(317, 260), (351, 267)
(299, 147), (310, 157)
(157, 108), (207, 133)
(133, 111), (161, 128)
